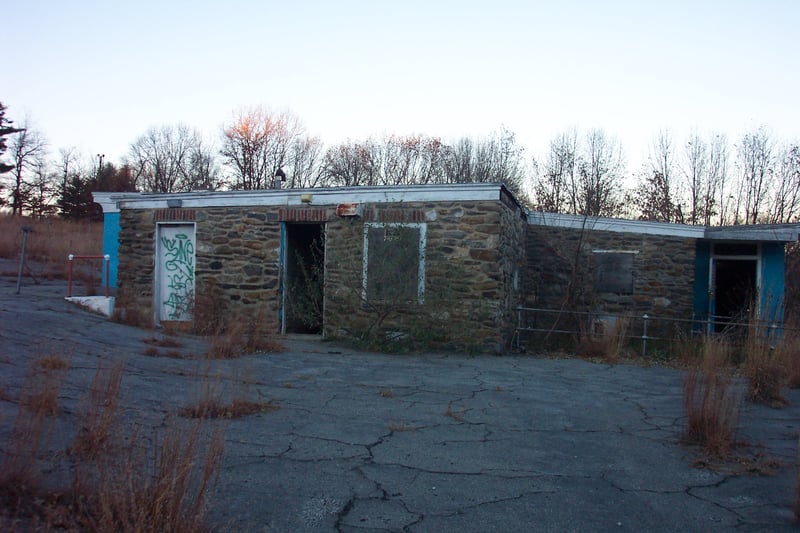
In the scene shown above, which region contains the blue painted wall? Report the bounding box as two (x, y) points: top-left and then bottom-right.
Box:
(102, 212), (120, 288)
(692, 241), (711, 328)
(760, 242), (785, 324)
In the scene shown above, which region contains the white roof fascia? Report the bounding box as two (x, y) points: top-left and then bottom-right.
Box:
(528, 211), (800, 242)
(113, 184), (505, 211)
(527, 211), (705, 238)
(92, 191), (141, 214)
(706, 225), (800, 242)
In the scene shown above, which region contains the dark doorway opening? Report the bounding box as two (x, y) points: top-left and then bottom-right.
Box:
(284, 223), (325, 334)
(714, 259), (757, 332)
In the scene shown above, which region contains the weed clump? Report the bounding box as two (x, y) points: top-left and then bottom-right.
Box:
(682, 337), (741, 458)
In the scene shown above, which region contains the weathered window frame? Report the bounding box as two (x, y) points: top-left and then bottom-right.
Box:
(362, 222), (426, 304)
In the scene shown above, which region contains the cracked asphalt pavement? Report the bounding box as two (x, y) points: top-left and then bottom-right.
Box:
(1, 277), (799, 532)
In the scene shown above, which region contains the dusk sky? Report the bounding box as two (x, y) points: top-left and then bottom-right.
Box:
(4, 1), (799, 172)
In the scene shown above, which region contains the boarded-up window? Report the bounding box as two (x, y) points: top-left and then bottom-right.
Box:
(363, 223), (426, 303)
(593, 252), (634, 294)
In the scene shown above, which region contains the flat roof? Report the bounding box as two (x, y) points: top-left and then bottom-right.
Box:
(94, 183), (518, 213)
(527, 211), (800, 242)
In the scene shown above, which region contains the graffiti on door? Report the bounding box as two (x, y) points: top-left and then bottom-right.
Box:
(160, 232), (194, 320)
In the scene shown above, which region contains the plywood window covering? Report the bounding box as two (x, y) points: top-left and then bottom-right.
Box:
(362, 223), (426, 304)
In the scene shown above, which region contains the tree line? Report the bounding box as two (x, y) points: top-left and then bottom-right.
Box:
(1, 102), (798, 225)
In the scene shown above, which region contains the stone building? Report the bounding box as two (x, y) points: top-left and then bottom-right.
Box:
(523, 212), (799, 339)
(95, 184), (799, 351)
(94, 184), (527, 352)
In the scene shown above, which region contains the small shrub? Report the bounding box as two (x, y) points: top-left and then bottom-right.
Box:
(682, 337), (741, 457)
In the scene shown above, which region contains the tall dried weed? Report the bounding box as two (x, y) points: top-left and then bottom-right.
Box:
(743, 323), (787, 406)
(577, 316), (631, 363)
(683, 336), (742, 457)
(0, 356), (226, 531)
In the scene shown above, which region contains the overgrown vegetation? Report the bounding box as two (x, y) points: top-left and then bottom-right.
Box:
(0, 357), (226, 531)
(0, 214), (102, 278)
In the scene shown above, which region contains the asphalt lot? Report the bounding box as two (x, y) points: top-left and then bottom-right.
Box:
(1, 276), (799, 532)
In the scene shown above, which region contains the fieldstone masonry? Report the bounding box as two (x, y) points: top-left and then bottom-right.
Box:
(524, 223), (696, 338)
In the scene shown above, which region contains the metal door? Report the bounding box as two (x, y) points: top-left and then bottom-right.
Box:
(156, 224), (195, 323)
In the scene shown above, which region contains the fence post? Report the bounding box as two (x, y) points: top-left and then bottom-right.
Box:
(15, 226), (32, 295)
(641, 314), (649, 357)
(104, 254), (110, 297)
(67, 254), (74, 297)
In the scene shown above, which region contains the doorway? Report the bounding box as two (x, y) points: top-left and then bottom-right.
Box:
(282, 223), (325, 334)
(712, 258), (757, 332)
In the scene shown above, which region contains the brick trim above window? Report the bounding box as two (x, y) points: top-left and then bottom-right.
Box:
(153, 209), (196, 222)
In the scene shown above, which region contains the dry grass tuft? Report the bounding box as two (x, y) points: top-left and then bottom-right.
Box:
(143, 336), (184, 348)
(445, 401), (465, 422)
(388, 422), (417, 432)
(70, 360), (125, 459)
(577, 316), (630, 364)
(743, 324), (787, 407)
(682, 337), (742, 458)
(205, 309), (284, 359)
(36, 354), (70, 371)
(180, 398), (280, 419)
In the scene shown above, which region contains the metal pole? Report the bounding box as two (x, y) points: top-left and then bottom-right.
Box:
(104, 254), (110, 297)
(641, 314), (649, 357)
(15, 226), (32, 295)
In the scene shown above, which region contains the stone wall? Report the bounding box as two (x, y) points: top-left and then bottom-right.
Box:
(324, 200), (525, 351)
(116, 199), (526, 350)
(524, 223), (696, 337)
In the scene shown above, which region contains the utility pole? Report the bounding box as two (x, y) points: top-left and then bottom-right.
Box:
(96, 153), (105, 180)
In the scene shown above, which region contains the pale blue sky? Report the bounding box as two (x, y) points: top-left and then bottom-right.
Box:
(4, 0), (798, 172)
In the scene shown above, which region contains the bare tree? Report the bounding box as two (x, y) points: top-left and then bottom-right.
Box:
(633, 131), (680, 222)
(709, 134), (730, 225)
(186, 136), (223, 191)
(321, 139), (382, 186)
(24, 155), (58, 218)
(576, 129), (624, 217)
(8, 121), (47, 215)
(532, 129), (577, 213)
(285, 136), (325, 188)
(767, 143), (800, 223)
(129, 124), (213, 192)
(221, 107), (304, 189)
(735, 127), (773, 224)
(443, 127), (527, 199)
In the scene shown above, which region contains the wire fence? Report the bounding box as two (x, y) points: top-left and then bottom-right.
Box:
(514, 306), (789, 357)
